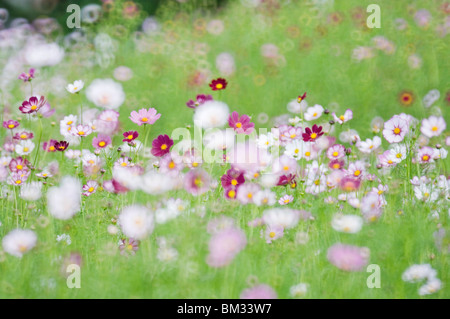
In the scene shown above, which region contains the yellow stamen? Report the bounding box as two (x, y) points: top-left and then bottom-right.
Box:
(236, 122), (242, 128)
(228, 189), (236, 198)
(99, 141), (106, 147)
(169, 161), (175, 169)
(339, 115), (345, 121)
(216, 83), (223, 89)
(431, 126), (438, 132)
(305, 151), (311, 157)
(310, 133), (317, 139)
(394, 127), (401, 134)
(20, 134), (27, 139)
(17, 165), (23, 170)
(141, 117), (148, 122)
(88, 187), (94, 193)
(231, 179), (238, 186)
(161, 144), (168, 150)
(77, 131), (85, 136)
(332, 151), (338, 157)
(128, 134), (133, 139)
(8, 124), (14, 129)
(269, 231), (276, 238)
(354, 170), (361, 176)
(121, 162), (128, 167)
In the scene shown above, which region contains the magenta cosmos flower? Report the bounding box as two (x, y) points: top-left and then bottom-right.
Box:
(55, 141), (69, 152)
(186, 94), (213, 109)
(129, 107), (161, 126)
(43, 139), (58, 152)
(92, 134), (112, 150)
(82, 180), (98, 197)
(228, 111), (255, 134)
(184, 168), (212, 196)
(151, 134), (173, 157)
(9, 156), (30, 172)
(3, 120), (20, 130)
(327, 243), (370, 271)
(209, 78), (228, 91)
(122, 130), (139, 143)
(14, 131), (34, 141)
(302, 124), (324, 142)
(18, 68), (35, 82)
(221, 168), (245, 189)
(19, 96), (46, 114)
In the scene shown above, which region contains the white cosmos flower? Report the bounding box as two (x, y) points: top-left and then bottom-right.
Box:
(118, 205), (154, 240)
(420, 116), (446, 138)
(203, 129), (235, 150)
(304, 104), (324, 121)
(402, 264), (437, 283)
(15, 140), (35, 156)
(262, 208), (300, 229)
(331, 214), (363, 234)
(357, 136), (381, 154)
(66, 80), (84, 94)
(287, 98), (308, 114)
(86, 78), (125, 109)
(24, 42), (64, 67)
(140, 171), (177, 195)
(414, 184), (439, 202)
(290, 283), (309, 298)
(253, 189), (276, 206)
(2, 229), (37, 258)
(47, 176), (81, 220)
(20, 181), (43, 201)
(418, 278), (442, 296)
(193, 100), (230, 129)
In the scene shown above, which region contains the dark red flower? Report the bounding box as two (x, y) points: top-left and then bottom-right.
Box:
(277, 174), (296, 187)
(302, 124), (324, 142)
(123, 131), (139, 143)
(151, 134), (174, 157)
(55, 141), (69, 152)
(297, 92), (307, 103)
(186, 94), (213, 109)
(209, 78), (228, 91)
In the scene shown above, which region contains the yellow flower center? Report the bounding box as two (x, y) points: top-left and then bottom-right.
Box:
(305, 151), (311, 157)
(23, 147), (29, 152)
(313, 112), (318, 117)
(88, 187), (94, 193)
(17, 165), (23, 170)
(169, 161), (175, 169)
(67, 121), (73, 125)
(49, 146), (55, 151)
(422, 155), (429, 161)
(216, 83), (223, 89)
(8, 124), (14, 128)
(394, 127), (401, 134)
(141, 117), (148, 122)
(310, 133), (317, 139)
(290, 134), (296, 138)
(236, 122), (242, 128)
(77, 131), (85, 136)
(314, 179), (320, 185)
(284, 199), (290, 203)
(59, 146), (65, 150)
(231, 179), (238, 186)
(192, 162), (198, 167)
(332, 151), (338, 157)
(15, 180), (22, 184)
(339, 115), (345, 121)
(121, 162), (128, 167)
(20, 134), (27, 139)
(269, 231), (276, 238)
(31, 105), (37, 110)
(333, 163), (340, 169)
(73, 87), (78, 91)
(99, 141), (106, 147)
(194, 178), (202, 186)
(228, 189), (236, 198)
(387, 160), (393, 164)
(294, 149), (299, 154)
(396, 153), (402, 158)
(354, 170), (361, 176)
(247, 193), (253, 199)
(431, 126), (438, 132)
(283, 165), (289, 171)
(88, 160), (94, 164)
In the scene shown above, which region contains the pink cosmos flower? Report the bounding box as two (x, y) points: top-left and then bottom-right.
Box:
(114, 157), (132, 169)
(92, 134), (112, 149)
(228, 111), (255, 134)
(383, 115), (409, 143)
(327, 144), (346, 160)
(43, 139), (58, 152)
(206, 226), (247, 268)
(263, 225), (284, 243)
(236, 183), (260, 204)
(9, 157), (30, 172)
(18, 68), (35, 82)
(97, 110), (120, 134)
(277, 173), (296, 187)
(159, 153), (183, 175)
(224, 187), (238, 200)
(420, 116), (446, 138)
(38, 102), (55, 118)
(8, 170), (30, 186)
(327, 243), (370, 271)
(240, 284), (278, 299)
(346, 161), (365, 179)
(302, 124), (324, 142)
(119, 238), (140, 256)
(82, 180), (98, 196)
(14, 131), (34, 141)
(417, 146), (434, 164)
(19, 96), (46, 114)
(279, 194), (294, 205)
(279, 126), (303, 145)
(378, 150), (398, 167)
(122, 130), (139, 143)
(151, 134), (173, 157)
(339, 176), (361, 192)
(103, 178), (129, 194)
(361, 192), (383, 222)
(332, 109), (353, 124)
(3, 120), (20, 130)
(184, 168), (212, 196)
(186, 94), (213, 109)
(129, 107), (161, 126)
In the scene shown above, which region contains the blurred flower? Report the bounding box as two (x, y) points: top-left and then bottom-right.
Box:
(66, 80), (84, 94)
(209, 78), (228, 91)
(228, 111), (255, 134)
(18, 68), (35, 82)
(3, 120), (19, 130)
(86, 79), (125, 109)
(240, 284), (277, 299)
(193, 100), (230, 129)
(421, 116), (446, 138)
(186, 94), (213, 109)
(119, 238), (140, 256)
(47, 176), (81, 220)
(19, 96), (46, 114)
(327, 243), (370, 271)
(331, 214), (363, 234)
(119, 205), (154, 240)
(207, 226), (246, 267)
(399, 91), (414, 106)
(24, 42), (64, 67)
(2, 229), (37, 258)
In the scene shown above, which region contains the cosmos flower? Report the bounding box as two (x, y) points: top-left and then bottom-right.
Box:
(221, 168), (245, 189)
(8, 170), (30, 186)
(118, 205), (154, 240)
(193, 100), (230, 129)
(206, 226), (247, 268)
(122, 130), (139, 143)
(302, 124), (324, 142)
(86, 78), (125, 109)
(420, 116), (446, 138)
(278, 194), (294, 205)
(399, 91), (414, 106)
(14, 131), (34, 141)
(263, 225), (284, 243)
(55, 141), (69, 152)
(82, 180), (98, 197)
(20, 181), (43, 201)
(209, 77), (228, 91)
(186, 94), (213, 109)
(332, 109), (353, 124)
(327, 243), (370, 271)
(357, 136), (381, 153)
(9, 156), (30, 172)
(253, 189), (277, 206)
(72, 124), (92, 137)
(228, 111), (255, 134)
(18, 68), (35, 82)
(47, 176), (82, 220)
(327, 144), (346, 160)
(43, 140), (58, 152)
(331, 214), (363, 234)
(119, 238), (140, 256)
(402, 264), (437, 283)
(19, 96), (46, 114)
(382, 115), (409, 143)
(66, 80), (84, 94)
(236, 183), (260, 204)
(184, 168), (212, 196)
(240, 284), (277, 299)
(92, 134), (111, 150)
(2, 229), (37, 258)
(304, 104), (324, 121)
(15, 140), (35, 156)
(129, 107), (161, 126)
(3, 120), (20, 130)
(151, 134), (174, 157)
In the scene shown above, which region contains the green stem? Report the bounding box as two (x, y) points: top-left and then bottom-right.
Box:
(78, 93), (83, 125)
(33, 117), (43, 169)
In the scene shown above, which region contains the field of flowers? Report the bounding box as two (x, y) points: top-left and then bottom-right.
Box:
(0, 0), (449, 299)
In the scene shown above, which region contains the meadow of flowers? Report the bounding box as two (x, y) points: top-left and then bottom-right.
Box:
(0, 0), (449, 299)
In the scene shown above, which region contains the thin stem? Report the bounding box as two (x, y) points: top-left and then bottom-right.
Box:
(78, 93), (83, 125)
(33, 116), (43, 169)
